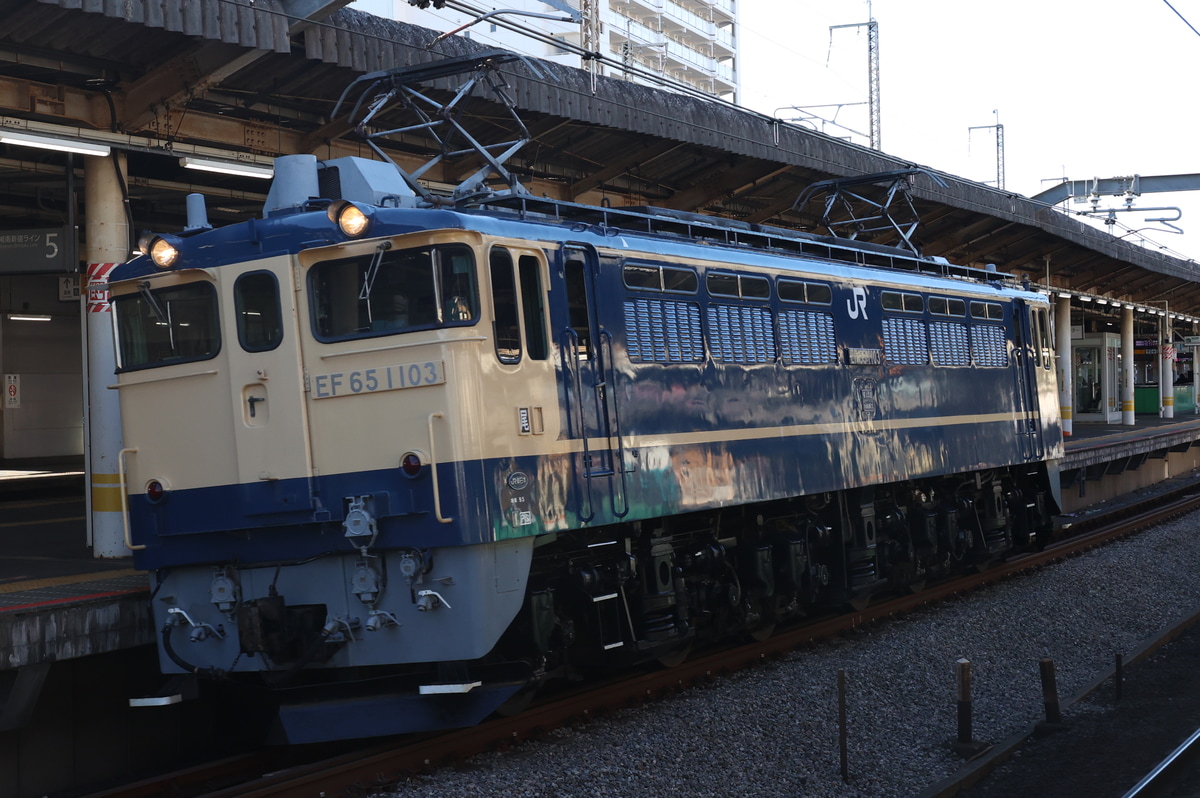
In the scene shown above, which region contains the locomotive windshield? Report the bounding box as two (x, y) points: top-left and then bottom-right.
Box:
(310, 243), (478, 341)
(113, 281), (220, 371)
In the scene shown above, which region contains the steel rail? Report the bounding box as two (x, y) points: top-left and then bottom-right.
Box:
(1123, 726), (1200, 798)
(84, 487), (1200, 798)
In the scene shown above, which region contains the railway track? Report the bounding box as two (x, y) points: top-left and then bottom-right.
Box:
(1123, 725), (1200, 798)
(82, 486), (1200, 798)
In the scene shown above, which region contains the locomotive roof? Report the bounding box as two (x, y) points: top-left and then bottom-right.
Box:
(113, 196), (1046, 306)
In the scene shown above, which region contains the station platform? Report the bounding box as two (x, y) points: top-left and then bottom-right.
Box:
(1060, 414), (1200, 471)
(0, 458), (151, 682)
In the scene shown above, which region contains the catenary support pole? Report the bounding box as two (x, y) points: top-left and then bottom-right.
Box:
(1056, 295), (1073, 437)
(1122, 305), (1135, 425)
(84, 152), (130, 558)
(1161, 311), (1174, 419)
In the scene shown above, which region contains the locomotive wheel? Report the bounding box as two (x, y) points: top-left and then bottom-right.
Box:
(656, 642), (693, 668)
(846, 594), (872, 612)
(494, 683), (540, 717)
(749, 623), (776, 642)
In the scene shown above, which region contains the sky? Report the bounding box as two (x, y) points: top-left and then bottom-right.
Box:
(737, 0), (1200, 263)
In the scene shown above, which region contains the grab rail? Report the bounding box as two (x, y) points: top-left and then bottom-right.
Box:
(560, 328), (595, 522)
(598, 329), (629, 518)
(427, 412), (453, 524)
(117, 447), (146, 551)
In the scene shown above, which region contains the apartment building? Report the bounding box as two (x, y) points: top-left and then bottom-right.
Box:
(368, 0), (739, 101)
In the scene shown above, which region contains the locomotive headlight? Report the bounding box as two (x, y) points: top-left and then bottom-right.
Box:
(328, 200), (373, 237)
(137, 233), (182, 269)
(149, 238), (179, 269)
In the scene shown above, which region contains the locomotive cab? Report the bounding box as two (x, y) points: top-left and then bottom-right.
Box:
(110, 156), (566, 740)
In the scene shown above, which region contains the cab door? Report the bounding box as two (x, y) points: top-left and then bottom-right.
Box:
(223, 262), (314, 516)
(1011, 300), (1044, 461)
(558, 244), (626, 522)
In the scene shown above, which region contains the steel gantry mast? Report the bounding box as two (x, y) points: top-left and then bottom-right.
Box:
(829, 19), (880, 150)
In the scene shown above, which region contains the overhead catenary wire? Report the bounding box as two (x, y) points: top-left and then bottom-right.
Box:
(1162, 0), (1200, 38)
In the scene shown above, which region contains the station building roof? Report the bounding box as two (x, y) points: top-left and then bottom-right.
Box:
(1, 0), (1198, 314)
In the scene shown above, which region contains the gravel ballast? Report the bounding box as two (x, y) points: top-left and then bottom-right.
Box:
(377, 507), (1200, 798)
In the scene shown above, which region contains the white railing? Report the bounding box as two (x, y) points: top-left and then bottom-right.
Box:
(608, 11), (664, 46)
(665, 38), (715, 71)
(709, 0), (735, 14)
(715, 25), (734, 49)
(623, 0), (664, 12)
(663, 0), (714, 35)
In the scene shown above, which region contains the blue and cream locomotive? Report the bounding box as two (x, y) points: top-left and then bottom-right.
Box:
(110, 153), (1062, 743)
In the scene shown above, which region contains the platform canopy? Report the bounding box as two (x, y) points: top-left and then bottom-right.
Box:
(1, 0), (1198, 310)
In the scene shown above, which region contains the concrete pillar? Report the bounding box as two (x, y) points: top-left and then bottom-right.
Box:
(1121, 306), (1135, 425)
(1055, 295), (1073, 437)
(1161, 314), (1174, 419)
(1194, 340), (1199, 414)
(84, 153), (130, 558)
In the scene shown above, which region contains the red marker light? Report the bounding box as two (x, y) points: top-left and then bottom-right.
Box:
(146, 480), (166, 503)
(400, 453), (423, 477)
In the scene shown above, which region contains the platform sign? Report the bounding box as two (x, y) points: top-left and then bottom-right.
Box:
(0, 228), (70, 274)
(5, 374), (19, 410)
(59, 274), (80, 301)
(1184, 336), (1200, 347)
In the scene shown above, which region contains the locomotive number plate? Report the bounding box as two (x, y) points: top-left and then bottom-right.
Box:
(312, 360), (445, 399)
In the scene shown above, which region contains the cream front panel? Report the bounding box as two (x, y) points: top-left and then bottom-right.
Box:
(113, 271), (240, 493)
(222, 257), (314, 485)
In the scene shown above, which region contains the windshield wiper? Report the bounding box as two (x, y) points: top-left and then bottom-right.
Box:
(137, 281), (168, 323)
(358, 241), (393, 301)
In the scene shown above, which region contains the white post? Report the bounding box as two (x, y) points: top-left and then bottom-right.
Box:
(1055, 295), (1073, 437)
(1161, 313), (1174, 419)
(1121, 306), (1135, 425)
(1193, 341), (1199, 414)
(84, 153), (130, 558)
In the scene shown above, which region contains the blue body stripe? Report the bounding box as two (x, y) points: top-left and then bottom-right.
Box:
(129, 415), (1038, 570)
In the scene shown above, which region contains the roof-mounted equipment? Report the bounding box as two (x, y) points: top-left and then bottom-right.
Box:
(792, 168), (947, 256)
(331, 50), (547, 207)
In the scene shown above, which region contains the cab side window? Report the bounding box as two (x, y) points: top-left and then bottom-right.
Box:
(235, 271), (283, 352)
(491, 248), (522, 363)
(519, 255), (548, 361)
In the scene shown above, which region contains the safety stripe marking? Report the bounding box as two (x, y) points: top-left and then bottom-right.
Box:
(0, 568), (142, 595)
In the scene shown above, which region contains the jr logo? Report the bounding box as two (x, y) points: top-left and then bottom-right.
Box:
(847, 286), (869, 320)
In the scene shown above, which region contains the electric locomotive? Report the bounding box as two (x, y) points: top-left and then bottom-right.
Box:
(110, 153), (1062, 743)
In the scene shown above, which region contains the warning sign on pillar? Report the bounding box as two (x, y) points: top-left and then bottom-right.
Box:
(5, 374), (19, 409)
(86, 262), (118, 313)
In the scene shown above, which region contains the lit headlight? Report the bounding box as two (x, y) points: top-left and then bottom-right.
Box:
(149, 238), (179, 269)
(137, 233), (182, 269)
(328, 200), (373, 237)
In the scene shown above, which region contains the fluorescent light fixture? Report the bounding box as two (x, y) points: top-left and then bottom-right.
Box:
(1096, 298), (1109, 305)
(0, 130), (110, 157)
(7, 313), (52, 322)
(1057, 292), (1072, 298)
(180, 156), (273, 179)
(1079, 295), (1093, 302)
